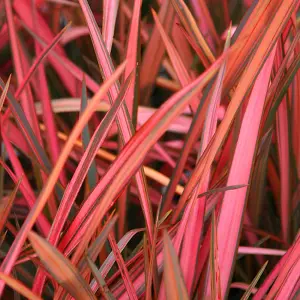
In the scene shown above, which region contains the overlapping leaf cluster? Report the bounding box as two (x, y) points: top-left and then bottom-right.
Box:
(0, 0), (299, 299)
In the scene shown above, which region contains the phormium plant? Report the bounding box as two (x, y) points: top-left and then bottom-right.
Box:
(0, 0), (299, 299)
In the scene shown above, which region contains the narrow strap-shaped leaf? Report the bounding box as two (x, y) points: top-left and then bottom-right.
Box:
(123, 0), (142, 125)
(197, 184), (248, 198)
(237, 247), (285, 256)
(80, 76), (97, 189)
(190, 0), (220, 48)
(146, 199), (163, 300)
(13, 0), (76, 94)
(1, 132), (50, 235)
(209, 211), (221, 300)
(4, 0), (41, 139)
(90, 228), (144, 292)
(171, 0), (215, 66)
(14, 22), (71, 99)
(28, 231), (96, 299)
(152, 8), (198, 114)
(241, 261), (268, 300)
(78, 214), (118, 274)
(140, 0), (175, 105)
(266, 235), (300, 299)
(108, 233), (138, 300)
(223, 0), (279, 94)
(205, 47), (277, 298)
(253, 236), (295, 299)
(264, 52), (300, 130)
(0, 272), (42, 300)
(102, 0), (119, 53)
(0, 78), (52, 174)
(0, 78), (65, 202)
(262, 31), (300, 126)
(35, 98), (194, 134)
(86, 256), (116, 300)
(0, 75), (11, 111)
(116, 226), (179, 299)
(248, 129), (273, 227)
(162, 230), (189, 300)
(0, 177), (22, 234)
(276, 96), (290, 243)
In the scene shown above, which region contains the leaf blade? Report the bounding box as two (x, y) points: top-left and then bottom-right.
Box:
(28, 231), (96, 299)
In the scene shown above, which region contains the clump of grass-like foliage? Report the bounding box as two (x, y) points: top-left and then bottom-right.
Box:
(0, 0), (299, 299)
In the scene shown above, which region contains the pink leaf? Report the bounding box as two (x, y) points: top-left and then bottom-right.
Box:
(205, 47), (277, 298)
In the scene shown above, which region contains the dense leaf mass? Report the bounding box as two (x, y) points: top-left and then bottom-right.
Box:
(0, 0), (299, 299)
